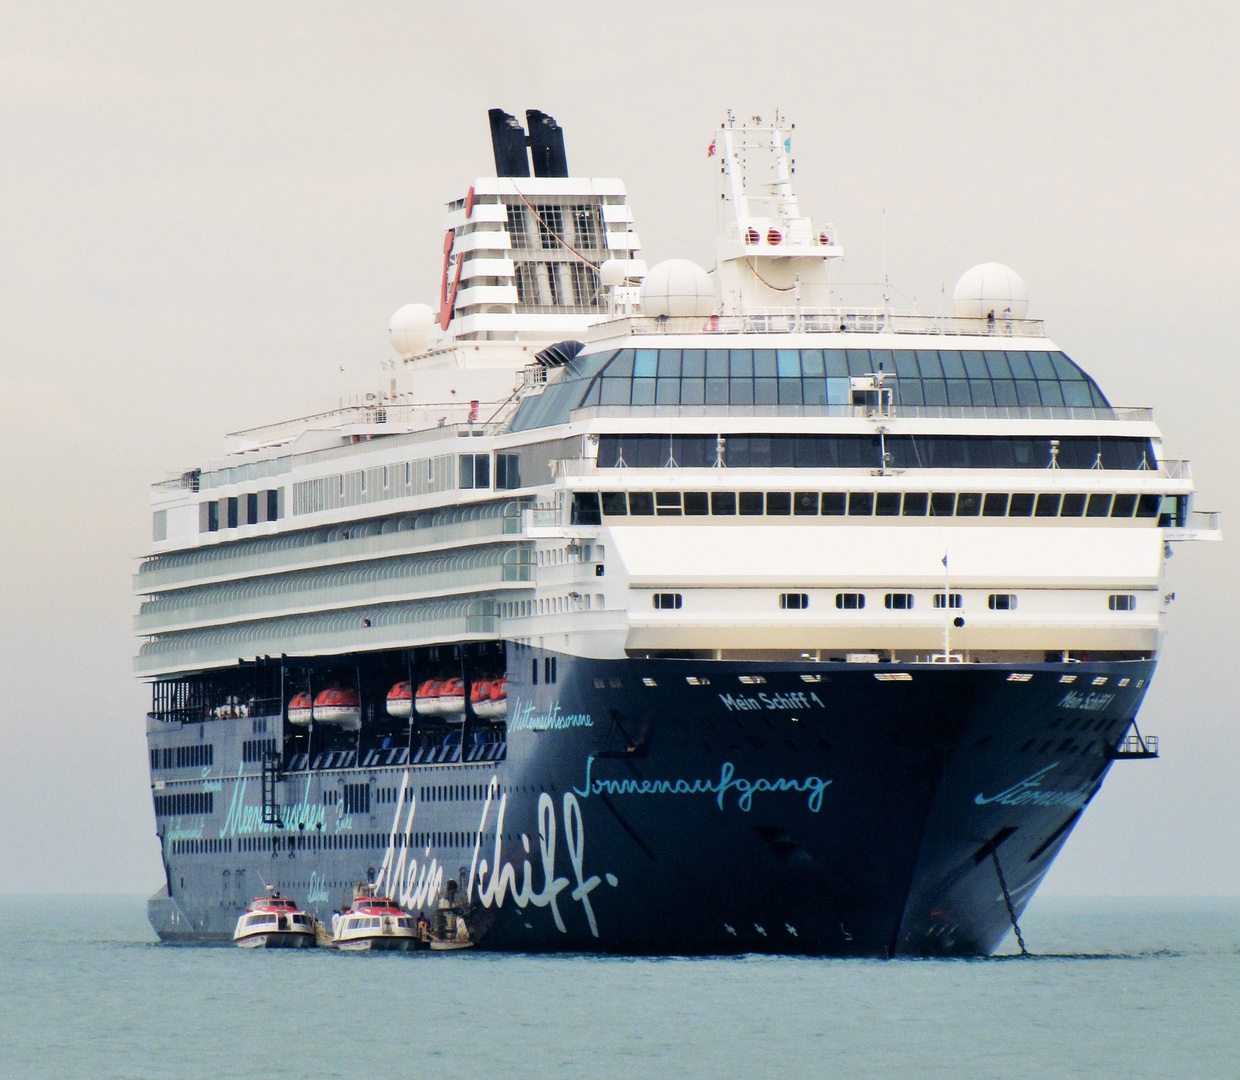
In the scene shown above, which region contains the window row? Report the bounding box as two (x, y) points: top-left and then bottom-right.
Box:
(150, 744), (215, 770)
(154, 791), (214, 817)
(201, 490), (282, 533)
(649, 591), (1141, 612)
(596, 434), (1156, 471)
(574, 489), (1165, 522)
(241, 738), (278, 764)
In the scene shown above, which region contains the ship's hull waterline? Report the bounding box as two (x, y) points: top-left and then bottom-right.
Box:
(149, 654), (1151, 957)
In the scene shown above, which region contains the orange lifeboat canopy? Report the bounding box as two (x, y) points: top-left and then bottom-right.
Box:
(287, 691), (312, 726)
(386, 680), (413, 719)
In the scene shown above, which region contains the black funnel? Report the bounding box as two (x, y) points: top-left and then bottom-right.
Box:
(526, 110), (569, 177)
(488, 109), (531, 177)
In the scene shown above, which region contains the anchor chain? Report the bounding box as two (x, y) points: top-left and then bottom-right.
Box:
(989, 847), (1029, 956)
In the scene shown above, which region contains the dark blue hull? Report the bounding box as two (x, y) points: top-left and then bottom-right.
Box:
(148, 653), (1153, 956)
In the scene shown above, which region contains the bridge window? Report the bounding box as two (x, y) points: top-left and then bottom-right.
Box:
(983, 493), (1009, 517)
(794, 492), (819, 515)
(766, 492), (792, 515)
(902, 492), (929, 516)
(739, 492), (764, 516)
(656, 492), (683, 516)
(1060, 493), (1087, 517)
(601, 491), (627, 516)
(628, 492), (654, 516)
(684, 491), (710, 516)
(1009, 493), (1035, 517)
(875, 492), (901, 516)
(848, 492), (874, 516)
(1035, 493), (1061, 517)
(711, 491), (737, 515)
(956, 492), (982, 516)
(821, 492), (846, 516)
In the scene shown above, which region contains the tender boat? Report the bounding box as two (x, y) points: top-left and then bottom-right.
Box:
(385, 680), (413, 718)
(286, 691), (312, 726)
(233, 891), (317, 948)
(332, 894), (421, 951)
(470, 677), (508, 719)
(312, 686), (361, 729)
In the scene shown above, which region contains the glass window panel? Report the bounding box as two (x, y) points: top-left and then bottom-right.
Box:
(848, 492), (874, 516)
(1028, 351), (1057, 380)
(681, 349), (705, 377)
(902, 492), (929, 516)
(824, 351), (849, 377)
(581, 379), (602, 406)
(1035, 493), (1061, 517)
(794, 492), (819, 515)
(777, 350), (801, 377)
(956, 492), (982, 516)
(983, 493), (1009, 517)
(946, 380), (971, 406)
(821, 492), (846, 515)
(992, 380), (1018, 406)
(738, 492), (764, 515)
(628, 492), (654, 515)
(754, 379), (778, 405)
(600, 378), (631, 405)
(1008, 493), (1035, 517)
(601, 492), (627, 516)
(753, 350), (777, 377)
(1015, 381), (1041, 406)
(983, 351), (1013, 379)
(939, 351), (966, 379)
(1006, 351), (1035, 379)
(897, 380), (923, 406)
(846, 350), (871, 376)
(893, 350), (919, 378)
(970, 381), (996, 407)
(683, 491), (709, 516)
(800, 349), (825, 376)
(962, 351), (989, 379)
(1038, 381), (1065, 407)
(1089, 384), (1109, 407)
(705, 378), (729, 405)
(869, 349), (894, 374)
(778, 378), (802, 404)
(766, 492), (792, 515)
(631, 378), (656, 405)
(802, 379), (828, 405)
(826, 377), (851, 404)
(1111, 493), (1137, 517)
(1135, 494), (1162, 518)
(1062, 382), (1092, 407)
(706, 349), (729, 377)
(875, 492), (901, 516)
(634, 349), (657, 378)
(930, 492), (956, 516)
(1060, 493), (1086, 517)
(1050, 352), (1085, 380)
(656, 350), (681, 377)
(922, 380), (948, 406)
(711, 491), (737, 515)
(1086, 493), (1113, 517)
(730, 379), (753, 405)
(916, 350), (943, 378)
(680, 378), (705, 405)
(729, 350), (753, 377)
(655, 378), (680, 404)
(605, 350), (635, 377)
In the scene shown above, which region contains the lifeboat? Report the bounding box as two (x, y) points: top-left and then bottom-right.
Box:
(470, 677), (508, 720)
(287, 691), (312, 726)
(313, 686), (361, 729)
(332, 893), (422, 952)
(386, 680), (413, 719)
(415, 678), (465, 718)
(233, 890), (317, 949)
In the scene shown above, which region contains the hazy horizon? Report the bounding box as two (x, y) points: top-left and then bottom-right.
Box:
(1, 1), (1237, 897)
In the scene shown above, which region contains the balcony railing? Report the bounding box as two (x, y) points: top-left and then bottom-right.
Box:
(570, 403), (1154, 423)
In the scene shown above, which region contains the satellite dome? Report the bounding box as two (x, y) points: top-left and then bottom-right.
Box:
(640, 260), (716, 318)
(599, 258), (648, 287)
(388, 303), (434, 358)
(953, 263), (1029, 320)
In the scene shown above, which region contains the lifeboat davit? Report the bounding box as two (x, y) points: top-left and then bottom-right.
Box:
(470, 677), (508, 720)
(233, 891), (317, 949)
(313, 686), (361, 730)
(287, 691), (312, 726)
(386, 680), (412, 719)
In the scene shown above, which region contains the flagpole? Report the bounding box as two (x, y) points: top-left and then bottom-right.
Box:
(942, 549), (950, 662)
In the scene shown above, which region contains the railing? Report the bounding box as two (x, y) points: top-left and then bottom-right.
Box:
(1159, 460), (1192, 480)
(153, 469), (201, 494)
(1112, 734), (1158, 759)
(1188, 510), (1220, 531)
(570, 403), (1154, 423)
(588, 311), (1047, 341)
(225, 403), (504, 450)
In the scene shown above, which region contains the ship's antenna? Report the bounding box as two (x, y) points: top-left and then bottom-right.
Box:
(881, 207), (890, 327)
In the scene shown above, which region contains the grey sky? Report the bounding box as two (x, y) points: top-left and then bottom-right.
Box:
(1, 1), (1237, 894)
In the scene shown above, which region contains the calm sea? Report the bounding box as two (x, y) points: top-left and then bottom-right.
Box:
(1, 895), (1236, 1079)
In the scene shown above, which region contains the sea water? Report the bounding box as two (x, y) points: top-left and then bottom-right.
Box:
(0, 895), (1236, 1079)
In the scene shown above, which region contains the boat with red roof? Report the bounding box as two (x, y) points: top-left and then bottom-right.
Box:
(233, 889), (318, 948)
(331, 890), (422, 951)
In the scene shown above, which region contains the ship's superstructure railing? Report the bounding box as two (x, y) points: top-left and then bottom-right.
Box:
(588, 311), (1047, 341)
(570, 403), (1155, 423)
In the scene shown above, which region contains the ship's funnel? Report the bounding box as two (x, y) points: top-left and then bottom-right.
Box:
(526, 110), (569, 177)
(488, 108), (531, 177)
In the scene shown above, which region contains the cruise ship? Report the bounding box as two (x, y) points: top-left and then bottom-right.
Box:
(138, 108), (1219, 955)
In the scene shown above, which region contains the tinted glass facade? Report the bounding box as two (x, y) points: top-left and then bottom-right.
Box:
(510, 346), (1111, 431)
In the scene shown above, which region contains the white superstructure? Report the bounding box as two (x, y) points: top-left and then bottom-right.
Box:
(136, 111), (1219, 681)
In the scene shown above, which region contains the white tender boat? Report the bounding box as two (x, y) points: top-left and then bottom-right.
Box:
(332, 894), (421, 951)
(233, 891), (317, 948)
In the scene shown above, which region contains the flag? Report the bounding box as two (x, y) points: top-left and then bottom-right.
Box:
(707, 138), (716, 157)
(941, 554), (948, 567)
(784, 136), (792, 154)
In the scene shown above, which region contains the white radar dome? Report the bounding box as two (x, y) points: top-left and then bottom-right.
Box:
(388, 303), (434, 358)
(953, 263), (1029, 320)
(640, 259), (716, 318)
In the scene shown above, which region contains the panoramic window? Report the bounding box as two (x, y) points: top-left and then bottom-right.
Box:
(884, 593), (914, 610)
(988, 593), (1017, 610)
(836, 592), (865, 610)
(1108, 594), (1136, 611)
(779, 592), (809, 610)
(653, 593), (683, 610)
